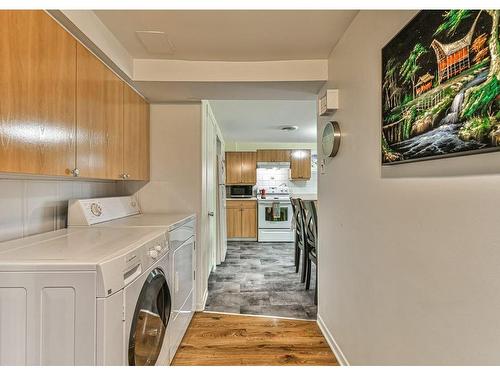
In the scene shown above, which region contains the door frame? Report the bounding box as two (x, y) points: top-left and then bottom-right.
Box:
(199, 100), (225, 310)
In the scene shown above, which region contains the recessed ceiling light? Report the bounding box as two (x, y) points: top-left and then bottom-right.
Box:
(280, 126), (298, 132)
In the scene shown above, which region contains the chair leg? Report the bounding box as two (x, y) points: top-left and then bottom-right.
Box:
(294, 239), (300, 273)
(305, 258), (311, 290)
(300, 247), (308, 283)
(314, 267), (318, 305)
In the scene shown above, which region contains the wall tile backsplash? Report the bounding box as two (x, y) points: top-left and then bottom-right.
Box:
(256, 167), (317, 194)
(0, 178), (120, 243)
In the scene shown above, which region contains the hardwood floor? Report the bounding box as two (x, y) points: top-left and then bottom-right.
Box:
(172, 312), (338, 366)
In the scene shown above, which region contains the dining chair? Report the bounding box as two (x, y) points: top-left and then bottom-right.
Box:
(301, 199), (318, 305)
(290, 198), (303, 273)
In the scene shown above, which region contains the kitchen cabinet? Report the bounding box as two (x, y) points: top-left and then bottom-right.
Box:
(290, 149), (311, 180)
(0, 10), (150, 181)
(123, 85), (150, 180)
(226, 200), (257, 239)
(225, 152), (256, 185)
(256, 149), (291, 162)
(0, 10), (77, 176)
(76, 44), (124, 180)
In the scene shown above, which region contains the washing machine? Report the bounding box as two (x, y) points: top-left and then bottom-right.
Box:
(0, 225), (171, 366)
(68, 196), (196, 363)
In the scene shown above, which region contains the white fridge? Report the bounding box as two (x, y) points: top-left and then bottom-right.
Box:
(216, 155), (227, 264)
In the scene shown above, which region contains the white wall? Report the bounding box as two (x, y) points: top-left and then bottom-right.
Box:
(318, 10), (500, 365)
(0, 178), (118, 242)
(130, 103), (206, 308)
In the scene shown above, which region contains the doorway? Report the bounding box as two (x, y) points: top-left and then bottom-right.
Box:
(203, 100), (319, 320)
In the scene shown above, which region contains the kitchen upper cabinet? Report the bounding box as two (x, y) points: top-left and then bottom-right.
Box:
(256, 149), (291, 162)
(225, 152), (241, 185)
(123, 85), (150, 181)
(225, 151), (256, 185)
(240, 152), (257, 184)
(290, 149), (311, 180)
(0, 11), (76, 176)
(76, 44), (124, 180)
(226, 200), (257, 239)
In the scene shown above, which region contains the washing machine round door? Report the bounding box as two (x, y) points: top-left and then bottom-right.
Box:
(128, 268), (171, 366)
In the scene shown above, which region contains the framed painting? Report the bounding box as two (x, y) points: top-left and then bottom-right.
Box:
(381, 10), (500, 165)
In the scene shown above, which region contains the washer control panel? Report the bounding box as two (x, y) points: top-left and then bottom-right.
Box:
(68, 196), (141, 225)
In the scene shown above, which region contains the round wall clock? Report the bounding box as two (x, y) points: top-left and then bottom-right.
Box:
(321, 121), (341, 158)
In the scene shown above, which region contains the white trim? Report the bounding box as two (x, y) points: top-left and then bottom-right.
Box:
(196, 288), (209, 311)
(317, 314), (349, 366)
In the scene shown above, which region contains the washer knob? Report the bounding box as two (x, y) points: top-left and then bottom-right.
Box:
(149, 249), (159, 259)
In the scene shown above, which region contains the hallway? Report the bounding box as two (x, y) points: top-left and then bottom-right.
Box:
(205, 241), (317, 319)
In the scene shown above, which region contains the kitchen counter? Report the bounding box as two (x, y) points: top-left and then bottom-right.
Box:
(290, 193), (317, 201)
(226, 197), (258, 201)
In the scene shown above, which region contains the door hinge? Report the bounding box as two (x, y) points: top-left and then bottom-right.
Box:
(193, 270), (196, 280)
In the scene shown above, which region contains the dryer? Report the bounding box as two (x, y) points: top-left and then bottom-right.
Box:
(0, 226), (170, 366)
(68, 196), (196, 363)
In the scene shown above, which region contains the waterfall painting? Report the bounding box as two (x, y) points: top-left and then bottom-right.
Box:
(382, 10), (500, 164)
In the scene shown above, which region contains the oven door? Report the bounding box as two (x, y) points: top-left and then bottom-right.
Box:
(258, 202), (292, 229)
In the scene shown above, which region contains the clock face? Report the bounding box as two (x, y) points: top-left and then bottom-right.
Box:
(322, 122), (334, 156)
(321, 121), (341, 157)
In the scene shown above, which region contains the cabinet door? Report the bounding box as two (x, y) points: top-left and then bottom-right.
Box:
(225, 152), (241, 185)
(76, 44), (124, 180)
(276, 149), (291, 162)
(0, 11), (76, 176)
(290, 149), (311, 180)
(240, 152), (256, 184)
(256, 149), (273, 162)
(226, 207), (242, 238)
(241, 202), (257, 238)
(123, 85), (150, 181)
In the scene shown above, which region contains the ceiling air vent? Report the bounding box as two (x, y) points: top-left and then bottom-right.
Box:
(135, 31), (175, 55)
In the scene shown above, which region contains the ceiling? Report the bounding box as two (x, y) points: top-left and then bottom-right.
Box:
(209, 100), (317, 143)
(94, 10), (358, 61)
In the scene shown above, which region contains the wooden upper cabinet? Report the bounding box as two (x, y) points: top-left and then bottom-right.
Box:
(256, 149), (291, 162)
(240, 152), (256, 184)
(290, 149), (311, 180)
(0, 11), (76, 176)
(123, 85), (150, 181)
(76, 44), (124, 180)
(225, 152), (242, 185)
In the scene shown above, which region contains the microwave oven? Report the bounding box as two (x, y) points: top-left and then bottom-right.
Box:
(229, 185), (253, 198)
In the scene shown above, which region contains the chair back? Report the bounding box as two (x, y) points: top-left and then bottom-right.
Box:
(291, 198), (306, 248)
(300, 200), (318, 257)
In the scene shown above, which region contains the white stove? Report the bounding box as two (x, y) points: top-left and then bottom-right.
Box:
(257, 186), (294, 242)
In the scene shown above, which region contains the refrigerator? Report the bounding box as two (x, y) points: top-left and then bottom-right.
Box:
(216, 154), (227, 264)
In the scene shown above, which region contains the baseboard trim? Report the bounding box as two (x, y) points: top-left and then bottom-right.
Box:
(196, 288), (208, 311)
(317, 314), (349, 366)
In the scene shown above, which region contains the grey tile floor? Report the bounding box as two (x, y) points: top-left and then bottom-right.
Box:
(205, 241), (317, 320)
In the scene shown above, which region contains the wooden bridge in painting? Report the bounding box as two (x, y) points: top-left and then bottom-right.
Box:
(383, 118), (405, 144)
